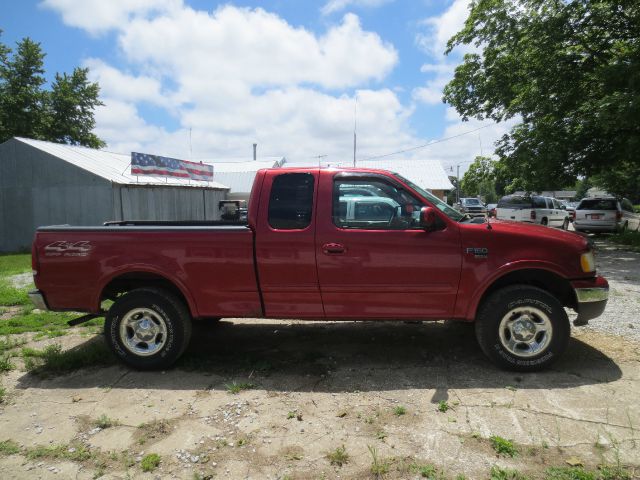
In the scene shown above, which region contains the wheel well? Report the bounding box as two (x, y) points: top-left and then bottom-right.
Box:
(478, 269), (576, 312)
(100, 272), (191, 314)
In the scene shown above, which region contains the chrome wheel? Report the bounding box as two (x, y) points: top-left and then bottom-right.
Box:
(498, 307), (553, 358)
(119, 308), (168, 357)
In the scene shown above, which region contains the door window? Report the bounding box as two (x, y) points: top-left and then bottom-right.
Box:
(333, 177), (424, 230)
(268, 173), (314, 230)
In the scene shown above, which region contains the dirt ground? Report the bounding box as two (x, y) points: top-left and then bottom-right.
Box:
(0, 242), (639, 479)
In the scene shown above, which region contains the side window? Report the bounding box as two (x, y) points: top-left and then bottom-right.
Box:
(532, 197), (547, 209)
(268, 173), (314, 230)
(333, 178), (425, 230)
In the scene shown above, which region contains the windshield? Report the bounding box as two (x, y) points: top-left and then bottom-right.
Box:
(393, 173), (465, 221)
(463, 198), (481, 205)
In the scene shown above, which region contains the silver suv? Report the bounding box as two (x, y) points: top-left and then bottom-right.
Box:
(573, 197), (640, 233)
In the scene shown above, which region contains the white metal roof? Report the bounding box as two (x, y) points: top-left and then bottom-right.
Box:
(16, 138), (229, 189)
(213, 158), (284, 193)
(283, 157), (454, 191)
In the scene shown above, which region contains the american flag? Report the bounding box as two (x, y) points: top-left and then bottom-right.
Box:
(131, 152), (213, 181)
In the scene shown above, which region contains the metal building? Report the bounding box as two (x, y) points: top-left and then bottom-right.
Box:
(0, 137), (229, 252)
(214, 158), (285, 201)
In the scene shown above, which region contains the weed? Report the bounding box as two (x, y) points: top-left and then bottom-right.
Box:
(0, 336), (26, 353)
(598, 465), (631, 480)
(490, 435), (518, 457)
(25, 443), (92, 461)
(0, 384), (5, 403)
(490, 466), (530, 480)
(0, 440), (20, 455)
(326, 445), (349, 467)
(136, 419), (170, 444)
(237, 437), (249, 447)
(225, 381), (255, 394)
(393, 405), (407, 416)
(22, 340), (113, 375)
(437, 401), (450, 413)
(368, 444), (390, 478)
(410, 463), (442, 479)
(376, 430), (387, 441)
(0, 354), (13, 372)
(95, 414), (118, 429)
(287, 411), (296, 419)
(140, 453), (161, 472)
(544, 467), (595, 480)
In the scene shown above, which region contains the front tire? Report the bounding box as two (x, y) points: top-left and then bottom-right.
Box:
(475, 285), (569, 372)
(105, 287), (192, 370)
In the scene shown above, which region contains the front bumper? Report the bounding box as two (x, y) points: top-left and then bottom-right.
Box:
(28, 290), (49, 311)
(571, 277), (609, 326)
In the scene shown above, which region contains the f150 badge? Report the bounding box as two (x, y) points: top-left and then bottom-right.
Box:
(466, 247), (488, 258)
(44, 241), (93, 257)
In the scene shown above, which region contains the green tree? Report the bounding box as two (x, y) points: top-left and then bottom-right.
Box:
(49, 68), (105, 148)
(443, 0), (640, 197)
(0, 32), (104, 147)
(0, 36), (47, 140)
(461, 155), (498, 201)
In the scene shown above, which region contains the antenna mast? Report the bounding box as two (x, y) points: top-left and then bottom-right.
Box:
(353, 94), (358, 167)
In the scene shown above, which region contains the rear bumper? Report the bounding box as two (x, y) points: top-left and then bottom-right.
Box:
(571, 277), (608, 326)
(28, 290), (49, 311)
(573, 221), (619, 232)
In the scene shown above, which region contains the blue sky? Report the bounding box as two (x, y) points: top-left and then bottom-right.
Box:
(2, 0), (510, 170)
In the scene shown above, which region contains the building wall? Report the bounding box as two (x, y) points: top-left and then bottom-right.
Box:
(0, 139), (228, 252)
(0, 139), (114, 252)
(112, 186), (226, 221)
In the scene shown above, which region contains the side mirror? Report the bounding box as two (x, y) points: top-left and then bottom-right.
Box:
(420, 206), (437, 231)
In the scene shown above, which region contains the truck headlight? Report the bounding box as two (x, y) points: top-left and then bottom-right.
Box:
(580, 251), (595, 273)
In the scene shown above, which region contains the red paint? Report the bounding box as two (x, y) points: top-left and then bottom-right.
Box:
(33, 167), (606, 323)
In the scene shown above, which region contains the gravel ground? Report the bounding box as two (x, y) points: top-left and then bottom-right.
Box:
(578, 237), (640, 340)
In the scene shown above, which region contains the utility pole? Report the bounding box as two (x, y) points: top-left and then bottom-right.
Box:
(456, 164), (460, 203)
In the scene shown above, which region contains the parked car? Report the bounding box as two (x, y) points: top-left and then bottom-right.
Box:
(455, 198), (487, 217)
(496, 195), (570, 229)
(30, 167), (608, 372)
(561, 201), (578, 222)
(573, 197), (640, 233)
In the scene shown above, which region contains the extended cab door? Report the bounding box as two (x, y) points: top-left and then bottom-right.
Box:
(315, 171), (462, 319)
(254, 170), (323, 317)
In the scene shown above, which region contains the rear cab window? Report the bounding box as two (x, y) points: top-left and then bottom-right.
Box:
(497, 196), (532, 209)
(268, 173), (315, 229)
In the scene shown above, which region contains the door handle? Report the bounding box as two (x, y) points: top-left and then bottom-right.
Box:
(322, 243), (346, 255)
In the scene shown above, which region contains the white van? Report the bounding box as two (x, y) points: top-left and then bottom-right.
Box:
(496, 195), (570, 229)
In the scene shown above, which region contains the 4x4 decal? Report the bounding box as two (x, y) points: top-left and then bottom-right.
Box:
(44, 241), (93, 257)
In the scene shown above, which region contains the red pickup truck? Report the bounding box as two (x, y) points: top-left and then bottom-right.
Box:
(30, 167), (608, 371)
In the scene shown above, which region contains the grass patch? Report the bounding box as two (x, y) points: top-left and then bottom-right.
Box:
(0, 354), (14, 372)
(326, 445), (349, 467)
(0, 336), (27, 353)
(0, 384), (6, 403)
(437, 400), (450, 413)
(368, 444), (390, 478)
(490, 466), (530, 480)
(0, 280), (30, 306)
(0, 440), (20, 455)
(22, 340), (114, 375)
(0, 253), (31, 276)
(490, 435), (518, 457)
(410, 463), (445, 479)
(25, 442), (93, 462)
(0, 309), (102, 336)
(140, 453), (161, 472)
(136, 419), (171, 445)
(393, 405), (407, 416)
(608, 231), (640, 251)
(95, 414), (118, 429)
(225, 381), (255, 394)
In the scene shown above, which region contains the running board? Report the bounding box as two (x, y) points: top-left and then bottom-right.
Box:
(67, 313), (102, 327)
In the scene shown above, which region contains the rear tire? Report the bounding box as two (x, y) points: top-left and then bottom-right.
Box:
(475, 285), (570, 372)
(105, 287), (192, 370)
(561, 218), (569, 230)
(541, 218), (548, 226)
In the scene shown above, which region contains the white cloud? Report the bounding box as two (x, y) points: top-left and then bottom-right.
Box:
(416, 0), (471, 58)
(40, 0), (182, 35)
(321, 0), (393, 16)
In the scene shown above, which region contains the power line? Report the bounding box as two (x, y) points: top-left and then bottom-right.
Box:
(360, 123), (495, 161)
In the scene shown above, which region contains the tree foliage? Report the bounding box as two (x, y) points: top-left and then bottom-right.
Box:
(461, 156), (499, 201)
(0, 32), (105, 148)
(443, 0), (640, 198)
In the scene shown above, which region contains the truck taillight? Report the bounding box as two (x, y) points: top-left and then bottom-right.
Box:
(530, 210), (536, 220)
(31, 242), (39, 277)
